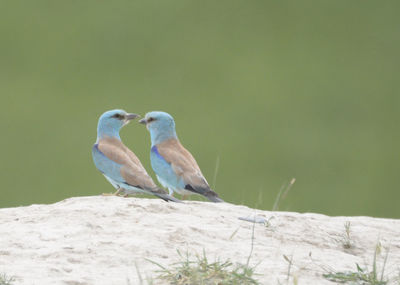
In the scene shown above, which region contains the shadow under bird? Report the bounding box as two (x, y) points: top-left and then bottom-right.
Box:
(92, 109), (181, 202)
(139, 111), (224, 203)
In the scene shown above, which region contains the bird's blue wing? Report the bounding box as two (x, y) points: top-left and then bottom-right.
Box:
(92, 144), (125, 184)
(150, 145), (184, 190)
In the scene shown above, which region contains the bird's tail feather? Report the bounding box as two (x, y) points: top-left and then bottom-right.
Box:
(184, 184), (224, 203)
(206, 193), (224, 203)
(154, 192), (183, 203)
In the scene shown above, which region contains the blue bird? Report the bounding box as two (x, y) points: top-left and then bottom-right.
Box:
(92, 109), (181, 202)
(139, 111), (223, 203)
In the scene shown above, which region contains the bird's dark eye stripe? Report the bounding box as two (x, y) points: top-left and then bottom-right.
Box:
(112, 114), (124, 119)
(147, 117), (155, 122)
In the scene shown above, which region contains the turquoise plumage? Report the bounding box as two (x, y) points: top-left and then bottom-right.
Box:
(92, 109), (181, 202)
(139, 111), (223, 202)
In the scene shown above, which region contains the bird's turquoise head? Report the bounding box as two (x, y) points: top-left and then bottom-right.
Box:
(139, 111), (177, 145)
(96, 109), (140, 141)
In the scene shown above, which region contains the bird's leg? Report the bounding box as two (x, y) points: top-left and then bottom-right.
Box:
(102, 188), (123, 196)
(120, 189), (129, 198)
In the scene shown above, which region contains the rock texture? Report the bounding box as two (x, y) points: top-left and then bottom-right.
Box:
(0, 196), (399, 284)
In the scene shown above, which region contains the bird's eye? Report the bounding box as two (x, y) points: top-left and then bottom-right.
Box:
(147, 117), (155, 123)
(112, 114), (124, 120)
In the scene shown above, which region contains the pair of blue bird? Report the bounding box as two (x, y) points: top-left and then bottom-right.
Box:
(92, 110), (223, 203)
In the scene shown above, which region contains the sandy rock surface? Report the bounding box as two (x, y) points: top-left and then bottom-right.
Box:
(0, 196), (399, 284)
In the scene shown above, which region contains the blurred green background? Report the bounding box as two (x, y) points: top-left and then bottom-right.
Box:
(1, 1), (399, 218)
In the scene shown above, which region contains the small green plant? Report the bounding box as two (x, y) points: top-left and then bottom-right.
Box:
(273, 178), (296, 211)
(337, 221), (354, 249)
(148, 249), (260, 285)
(283, 254), (298, 285)
(149, 214), (261, 284)
(229, 226), (240, 240)
(0, 273), (15, 285)
(263, 216), (275, 229)
(211, 155), (220, 190)
(323, 264), (387, 285)
(323, 242), (389, 285)
(277, 254), (303, 285)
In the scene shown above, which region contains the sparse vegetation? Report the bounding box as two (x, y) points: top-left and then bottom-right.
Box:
(263, 216), (275, 229)
(323, 242), (390, 285)
(0, 273), (15, 285)
(337, 221), (354, 249)
(148, 215), (260, 284)
(323, 264), (387, 285)
(148, 249), (260, 285)
(282, 254), (298, 285)
(272, 178), (296, 211)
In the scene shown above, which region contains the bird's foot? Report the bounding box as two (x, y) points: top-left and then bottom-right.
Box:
(102, 189), (123, 196)
(114, 189), (123, 196)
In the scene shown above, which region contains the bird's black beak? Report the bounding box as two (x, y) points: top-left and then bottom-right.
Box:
(125, 113), (140, 121)
(138, 118), (147, 125)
